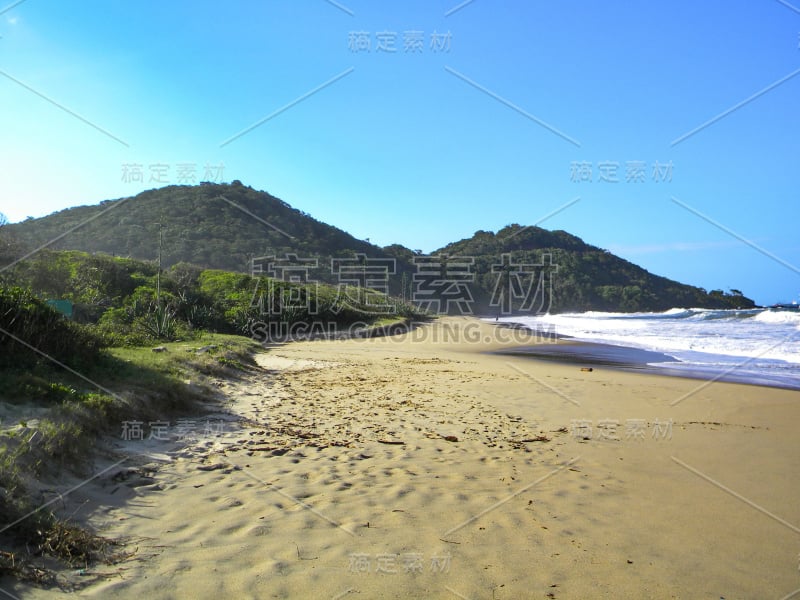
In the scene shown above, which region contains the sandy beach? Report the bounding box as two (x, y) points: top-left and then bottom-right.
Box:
(8, 317), (800, 599)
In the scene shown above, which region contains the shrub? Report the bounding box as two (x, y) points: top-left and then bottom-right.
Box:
(0, 287), (105, 368)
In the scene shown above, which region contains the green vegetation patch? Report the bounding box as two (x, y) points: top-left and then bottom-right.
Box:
(0, 286), (105, 369)
(0, 332), (261, 589)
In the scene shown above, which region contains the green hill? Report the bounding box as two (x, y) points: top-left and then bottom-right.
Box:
(435, 225), (753, 313)
(6, 181), (385, 275)
(5, 183), (755, 314)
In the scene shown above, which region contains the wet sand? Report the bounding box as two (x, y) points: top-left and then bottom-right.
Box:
(497, 340), (800, 391)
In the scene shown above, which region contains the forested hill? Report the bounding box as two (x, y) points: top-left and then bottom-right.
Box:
(6, 182), (755, 313)
(6, 181), (382, 274)
(434, 225), (754, 312)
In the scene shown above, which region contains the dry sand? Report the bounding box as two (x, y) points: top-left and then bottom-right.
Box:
(7, 317), (800, 599)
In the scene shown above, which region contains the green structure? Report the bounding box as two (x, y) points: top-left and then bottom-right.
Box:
(46, 299), (73, 319)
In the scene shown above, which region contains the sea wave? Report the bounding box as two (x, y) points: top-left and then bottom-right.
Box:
(753, 309), (800, 327)
(496, 307), (800, 374)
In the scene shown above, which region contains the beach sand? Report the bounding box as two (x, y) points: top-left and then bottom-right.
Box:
(8, 317), (800, 599)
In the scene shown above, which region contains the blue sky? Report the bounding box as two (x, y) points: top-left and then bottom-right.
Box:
(1, 0), (799, 305)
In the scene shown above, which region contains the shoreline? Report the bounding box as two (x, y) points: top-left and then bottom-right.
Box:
(487, 317), (800, 392)
(493, 341), (800, 392)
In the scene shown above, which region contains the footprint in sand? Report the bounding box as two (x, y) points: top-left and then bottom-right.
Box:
(249, 525), (271, 536)
(222, 496), (244, 508)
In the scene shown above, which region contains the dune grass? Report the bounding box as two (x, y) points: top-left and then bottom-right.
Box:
(0, 333), (262, 588)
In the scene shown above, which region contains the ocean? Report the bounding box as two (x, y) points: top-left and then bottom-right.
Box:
(497, 308), (800, 390)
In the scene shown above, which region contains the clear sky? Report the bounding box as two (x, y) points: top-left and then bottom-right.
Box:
(1, 0), (798, 305)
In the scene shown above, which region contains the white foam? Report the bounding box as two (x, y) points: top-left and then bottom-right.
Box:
(754, 310), (800, 327)
(498, 308), (800, 370)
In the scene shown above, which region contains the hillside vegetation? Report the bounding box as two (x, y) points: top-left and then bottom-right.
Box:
(2, 250), (421, 346)
(6, 182), (755, 313)
(438, 225), (753, 312)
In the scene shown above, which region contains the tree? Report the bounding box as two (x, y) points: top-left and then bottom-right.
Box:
(0, 212), (22, 269)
